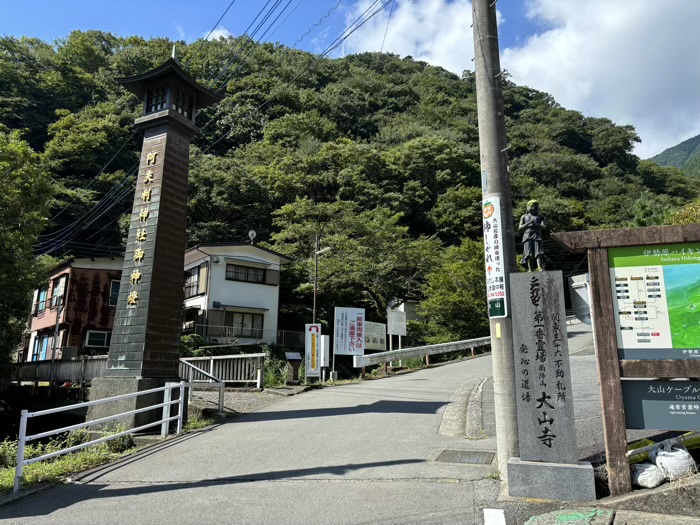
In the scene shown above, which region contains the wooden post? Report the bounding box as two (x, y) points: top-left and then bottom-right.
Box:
(588, 248), (631, 495)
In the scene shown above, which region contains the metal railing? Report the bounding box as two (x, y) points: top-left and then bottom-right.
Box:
(180, 353), (264, 389)
(179, 359), (228, 405)
(13, 354), (263, 389)
(14, 355), (108, 385)
(13, 381), (189, 494)
(352, 337), (491, 368)
(194, 324), (304, 347)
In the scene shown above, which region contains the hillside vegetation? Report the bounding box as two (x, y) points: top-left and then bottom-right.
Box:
(1, 30), (697, 355)
(651, 134), (700, 179)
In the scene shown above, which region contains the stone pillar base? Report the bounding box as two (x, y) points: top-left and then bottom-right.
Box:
(87, 377), (185, 431)
(507, 457), (597, 502)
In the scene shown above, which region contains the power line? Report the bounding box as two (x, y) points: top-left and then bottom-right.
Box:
(380, 0), (395, 53)
(183, 0), (240, 67)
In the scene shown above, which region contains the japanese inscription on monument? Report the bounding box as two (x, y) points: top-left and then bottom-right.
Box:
(511, 271), (578, 464)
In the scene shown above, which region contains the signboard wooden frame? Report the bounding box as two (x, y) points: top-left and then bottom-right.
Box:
(553, 224), (700, 496)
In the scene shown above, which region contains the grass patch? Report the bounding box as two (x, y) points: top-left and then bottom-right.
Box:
(0, 428), (136, 495)
(183, 416), (216, 431)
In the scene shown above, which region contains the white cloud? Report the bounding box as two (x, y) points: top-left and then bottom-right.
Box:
(174, 23), (186, 41)
(340, 0), (700, 159)
(341, 0), (474, 76)
(502, 0), (700, 158)
(206, 26), (234, 40)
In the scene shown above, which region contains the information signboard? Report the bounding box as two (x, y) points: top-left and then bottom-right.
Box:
(483, 196), (507, 318)
(364, 321), (387, 351)
(387, 310), (406, 336)
(334, 307), (365, 356)
(609, 243), (700, 359)
(622, 380), (700, 430)
(304, 324), (320, 377)
(320, 335), (330, 368)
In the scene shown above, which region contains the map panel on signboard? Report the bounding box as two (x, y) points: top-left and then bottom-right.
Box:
(609, 243), (700, 359)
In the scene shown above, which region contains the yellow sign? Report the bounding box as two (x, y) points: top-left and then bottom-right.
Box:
(127, 291), (138, 305)
(133, 249), (145, 263)
(136, 229), (147, 242)
(144, 169), (154, 183)
(139, 208), (150, 222)
(311, 334), (317, 369)
(141, 188), (152, 203)
(147, 152), (158, 166)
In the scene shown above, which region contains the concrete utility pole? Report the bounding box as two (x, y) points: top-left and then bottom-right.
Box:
(472, 0), (519, 476)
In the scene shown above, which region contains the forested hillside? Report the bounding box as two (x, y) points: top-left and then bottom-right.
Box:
(1, 30), (697, 348)
(651, 134), (700, 179)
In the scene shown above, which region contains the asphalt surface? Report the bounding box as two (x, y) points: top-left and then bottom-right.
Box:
(0, 324), (689, 525)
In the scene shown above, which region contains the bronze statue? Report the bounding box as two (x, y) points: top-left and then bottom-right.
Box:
(519, 199), (545, 272)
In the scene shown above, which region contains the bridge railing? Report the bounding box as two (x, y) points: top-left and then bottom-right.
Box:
(179, 353), (265, 389)
(352, 337), (491, 368)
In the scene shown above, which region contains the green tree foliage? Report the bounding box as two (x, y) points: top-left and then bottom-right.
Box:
(419, 239), (488, 342)
(0, 128), (52, 383)
(2, 31), (698, 344)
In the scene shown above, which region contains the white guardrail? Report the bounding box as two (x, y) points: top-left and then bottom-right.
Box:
(353, 337), (491, 368)
(12, 378), (227, 495)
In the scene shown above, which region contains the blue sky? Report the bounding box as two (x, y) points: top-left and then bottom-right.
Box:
(2, 1), (699, 159)
(0, 1), (536, 52)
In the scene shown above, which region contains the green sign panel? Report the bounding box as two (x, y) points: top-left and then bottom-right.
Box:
(608, 242), (700, 359)
(488, 299), (506, 318)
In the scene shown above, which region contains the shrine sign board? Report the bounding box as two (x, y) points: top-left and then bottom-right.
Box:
(510, 271), (578, 464)
(622, 380), (700, 430)
(609, 243), (700, 360)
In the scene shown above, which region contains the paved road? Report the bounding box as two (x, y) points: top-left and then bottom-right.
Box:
(1, 325), (612, 525)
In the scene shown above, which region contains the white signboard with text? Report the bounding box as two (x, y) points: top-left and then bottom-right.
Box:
(320, 335), (330, 367)
(483, 196), (508, 318)
(387, 310), (406, 336)
(305, 324), (321, 377)
(334, 307), (365, 356)
(364, 321), (387, 351)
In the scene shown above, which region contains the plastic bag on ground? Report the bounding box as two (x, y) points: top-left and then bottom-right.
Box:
(631, 462), (666, 488)
(649, 441), (698, 481)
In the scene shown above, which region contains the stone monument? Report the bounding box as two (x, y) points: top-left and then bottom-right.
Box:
(89, 57), (221, 427)
(507, 271), (596, 502)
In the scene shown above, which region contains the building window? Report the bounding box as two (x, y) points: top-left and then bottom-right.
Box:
(147, 86), (168, 113)
(50, 275), (66, 309)
(32, 333), (51, 361)
(109, 280), (120, 307)
(184, 266), (200, 299)
(225, 264), (265, 284)
(85, 330), (111, 349)
(224, 312), (264, 338)
(172, 88), (192, 119)
(34, 286), (48, 315)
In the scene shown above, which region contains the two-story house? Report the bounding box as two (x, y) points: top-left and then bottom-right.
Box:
(183, 243), (294, 346)
(22, 257), (124, 362)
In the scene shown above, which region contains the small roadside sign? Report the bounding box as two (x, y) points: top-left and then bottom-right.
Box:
(483, 196), (507, 318)
(305, 324), (320, 377)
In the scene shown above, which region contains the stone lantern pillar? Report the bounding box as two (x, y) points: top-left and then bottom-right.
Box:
(89, 58), (221, 427)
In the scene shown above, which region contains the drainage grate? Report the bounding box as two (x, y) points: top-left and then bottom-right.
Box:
(436, 450), (495, 465)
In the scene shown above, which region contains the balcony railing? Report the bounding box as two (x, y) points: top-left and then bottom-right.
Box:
(193, 324), (304, 347)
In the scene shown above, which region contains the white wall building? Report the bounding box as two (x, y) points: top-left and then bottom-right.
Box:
(183, 243), (293, 346)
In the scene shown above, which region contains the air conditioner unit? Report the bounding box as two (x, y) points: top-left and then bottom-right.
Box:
(212, 256), (220, 263)
(213, 301), (221, 308)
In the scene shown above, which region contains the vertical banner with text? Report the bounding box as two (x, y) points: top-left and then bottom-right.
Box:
(305, 324), (321, 377)
(334, 307), (365, 356)
(483, 196), (507, 318)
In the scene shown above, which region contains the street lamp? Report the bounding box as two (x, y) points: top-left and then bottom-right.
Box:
(313, 235), (331, 324)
